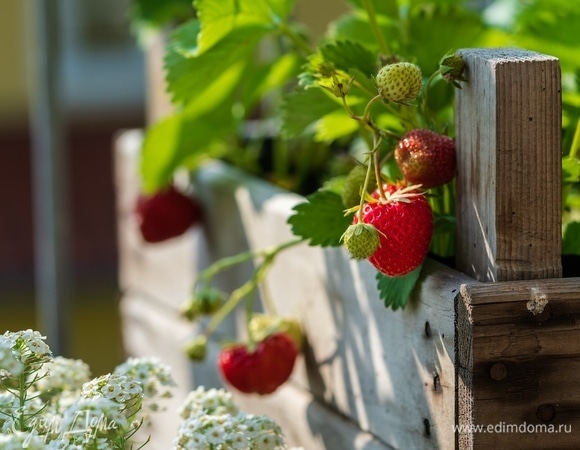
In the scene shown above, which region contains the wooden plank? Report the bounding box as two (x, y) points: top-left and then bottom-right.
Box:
(195, 161), (477, 450)
(454, 48), (562, 282)
(456, 279), (580, 449)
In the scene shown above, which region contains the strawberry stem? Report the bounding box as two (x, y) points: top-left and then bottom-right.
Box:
(421, 69), (442, 129)
(357, 155), (374, 222)
(198, 237), (304, 341)
(363, 95), (383, 121)
(373, 135), (387, 201)
(360, 0), (389, 55)
(570, 117), (580, 160)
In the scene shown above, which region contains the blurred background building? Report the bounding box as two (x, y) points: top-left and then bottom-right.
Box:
(0, 0), (146, 374)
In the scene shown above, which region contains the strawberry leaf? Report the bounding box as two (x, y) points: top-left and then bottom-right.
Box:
(195, 0), (293, 54)
(129, 0), (194, 29)
(319, 40), (377, 79)
(288, 190), (351, 247)
(165, 20), (267, 105)
(563, 221), (580, 255)
(375, 266), (422, 311)
(280, 89), (342, 138)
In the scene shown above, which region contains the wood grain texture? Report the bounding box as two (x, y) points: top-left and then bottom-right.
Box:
(115, 131), (476, 449)
(456, 278), (580, 449)
(454, 48), (562, 282)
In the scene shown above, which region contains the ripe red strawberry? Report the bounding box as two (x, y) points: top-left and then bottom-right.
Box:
(218, 333), (298, 395)
(135, 185), (202, 243)
(395, 129), (456, 189)
(356, 184), (433, 276)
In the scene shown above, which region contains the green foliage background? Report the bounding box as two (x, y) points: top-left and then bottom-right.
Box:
(129, 0), (580, 306)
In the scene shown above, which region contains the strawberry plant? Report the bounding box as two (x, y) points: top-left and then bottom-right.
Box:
(128, 0), (580, 393)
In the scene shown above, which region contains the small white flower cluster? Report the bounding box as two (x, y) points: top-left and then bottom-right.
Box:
(1, 330), (301, 450)
(114, 356), (176, 412)
(35, 356), (92, 393)
(0, 329), (176, 449)
(0, 430), (47, 450)
(0, 329), (52, 379)
(173, 387), (287, 450)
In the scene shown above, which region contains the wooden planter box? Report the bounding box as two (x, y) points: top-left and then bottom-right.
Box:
(114, 49), (580, 449)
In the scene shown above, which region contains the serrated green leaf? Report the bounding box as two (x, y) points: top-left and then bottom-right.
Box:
(241, 53), (302, 108)
(330, 12), (400, 54)
(375, 266), (422, 311)
(344, 0), (399, 19)
(140, 62), (246, 192)
(140, 107), (235, 193)
(129, 0), (194, 29)
(407, 4), (483, 72)
(319, 40), (377, 79)
(195, 0), (288, 53)
(165, 20), (267, 104)
(280, 88), (342, 138)
(313, 111), (359, 142)
(287, 190), (352, 246)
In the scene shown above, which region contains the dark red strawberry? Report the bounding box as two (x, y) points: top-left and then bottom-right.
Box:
(135, 185), (201, 243)
(356, 184), (433, 276)
(217, 333), (298, 395)
(395, 129), (456, 189)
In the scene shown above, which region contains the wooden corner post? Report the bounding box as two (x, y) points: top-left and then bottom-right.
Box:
(454, 49), (580, 449)
(454, 48), (562, 283)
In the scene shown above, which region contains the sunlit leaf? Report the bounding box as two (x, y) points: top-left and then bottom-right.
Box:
(288, 190), (351, 247)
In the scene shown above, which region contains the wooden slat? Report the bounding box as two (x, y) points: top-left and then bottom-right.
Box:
(456, 279), (580, 449)
(195, 161), (477, 450)
(454, 48), (562, 282)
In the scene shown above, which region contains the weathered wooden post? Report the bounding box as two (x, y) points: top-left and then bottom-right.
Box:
(455, 49), (580, 449)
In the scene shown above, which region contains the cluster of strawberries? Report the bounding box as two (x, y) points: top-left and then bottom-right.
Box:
(134, 188), (301, 395)
(341, 60), (458, 277)
(133, 56), (462, 396)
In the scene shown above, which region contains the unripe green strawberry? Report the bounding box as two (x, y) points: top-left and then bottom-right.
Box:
(395, 129), (456, 189)
(181, 288), (226, 321)
(439, 52), (467, 88)
(356, 184), (433, 276)
(376, 62), (423, 103)
(341, 165), (372, 208)
(184, 335), (208, 362)
(341, 223), (380, 260)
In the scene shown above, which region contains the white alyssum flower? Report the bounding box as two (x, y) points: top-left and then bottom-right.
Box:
(34, 356), (92, 393)
(56, 396), (128, 446)
(82, 372), (143, 406)
(113, 356), (176, 412)
(0, 329), (300, 450)
(0, 430), (47, 449)
(173, 387), (288, 450)
(179, 386), (239, 419)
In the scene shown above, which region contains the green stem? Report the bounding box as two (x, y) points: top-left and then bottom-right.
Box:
(363, 95), (383, 121)
(277, 22), (314, 58)
(374, 139), (387, 200)
(201, 238), (304, 339)
(361, 0), (389, 55)
(421, 70), (441, 128)
(245, 286), (257, 351)
(357, 153), (375, 222)
(570, 117), (580, 159)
